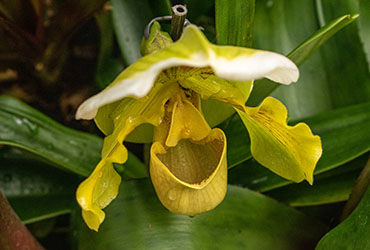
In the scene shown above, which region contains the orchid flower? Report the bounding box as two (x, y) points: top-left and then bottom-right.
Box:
(75, 23), (322, 231)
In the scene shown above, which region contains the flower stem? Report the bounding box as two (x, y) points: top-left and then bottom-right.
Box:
(0, 190), (45, 250)
(170, 4), (188, 41)
(341, 154), (370, 221)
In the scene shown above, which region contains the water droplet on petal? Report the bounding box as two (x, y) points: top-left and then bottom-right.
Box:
(168, 189), (177, 201)
(184, 128), (191, 136)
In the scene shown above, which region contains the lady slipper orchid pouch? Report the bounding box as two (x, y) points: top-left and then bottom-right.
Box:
(75, 23), (322, 231)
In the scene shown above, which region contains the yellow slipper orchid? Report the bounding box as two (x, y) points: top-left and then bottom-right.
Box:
(75, 22), (322, 231)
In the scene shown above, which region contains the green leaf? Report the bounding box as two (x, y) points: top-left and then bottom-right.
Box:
(95, 11), (124, 89)
(74, 179), (328, 250)
(247, 2), (359, 109)
(289, 14), (358, 65)
(111, 0), (177, 66)
(316, 185), (370, 249)
(0, 96), (101, 176)
(0, 96), (146, 178)
(266, 155), (368, 206)
(272, 1), (369, 120)
(304, 102), (370, 174)
(223, 114), (251, 168)
(111, 0), (153, 65)
(0, 153), (79, 223)
(227, 102), (370, 191)
(358, 0), (370, 71)
(215, 0), (255, 47)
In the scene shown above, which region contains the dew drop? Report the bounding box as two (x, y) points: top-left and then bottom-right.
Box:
(184, 128), (191, 136)
(68, 140), (78, 145)
(22, 118), (39, 135)
(168, 189), (177, 201)
(14, 117), (23, 125)
(251, 176), (268, 185)
(266, 0), (273, 7)
(359, 214), (368, 226)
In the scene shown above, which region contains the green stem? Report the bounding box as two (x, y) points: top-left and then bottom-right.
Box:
(315, 0), (326, 27)
(341, 155), (370, 221)
(170, 4), (188, 41)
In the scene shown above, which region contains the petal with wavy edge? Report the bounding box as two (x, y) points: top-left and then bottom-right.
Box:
(209, 45), (299, 84)
(77, 82), (179, 231)
(150, 128), (227, 215)
(236, 97), (322, 184)
(100, 81), (180, 158)
(76, 25), (299, 120)
(76, 158), (121, 231)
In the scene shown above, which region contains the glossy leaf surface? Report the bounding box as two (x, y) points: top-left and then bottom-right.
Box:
(74, 179), (328, 250)
(0, 96), (146, 178)
(316, 186), (370, 250)
(0, 148), (79, 223)
(358, 0), (370, 71)
(272, 1), (368, 120)
(266, 155), (368, 206)
(247, 0), (365, 121)
(111, 0), (171, 65)
(215, 0), (255, 47)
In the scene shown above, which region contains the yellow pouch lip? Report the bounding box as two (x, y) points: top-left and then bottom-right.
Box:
(151, 128), (227, 190)
(150, 128), (228, 216)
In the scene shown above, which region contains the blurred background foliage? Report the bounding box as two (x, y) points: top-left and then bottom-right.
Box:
(0, 0), (369, 249)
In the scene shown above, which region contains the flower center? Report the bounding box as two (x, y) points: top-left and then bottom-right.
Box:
(151, 87), (225, 185)
(157, 138), (224, 184)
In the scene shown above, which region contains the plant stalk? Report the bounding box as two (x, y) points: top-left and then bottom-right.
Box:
(341, 155), (370, 221)
(170, 4), (188, 41)
(0, 190), (45, 250)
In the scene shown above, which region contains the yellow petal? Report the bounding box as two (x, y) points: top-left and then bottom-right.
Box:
(236, 97), (322, 184)
(179, 67), (252, 107)
(76, 25), (298, 121)
(150, 128), (227, 215)
(77, 82), (180, 231)
(100, 81), (180, 157)
(76, 158), (121, 231)
(166, 100), (211, 147)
